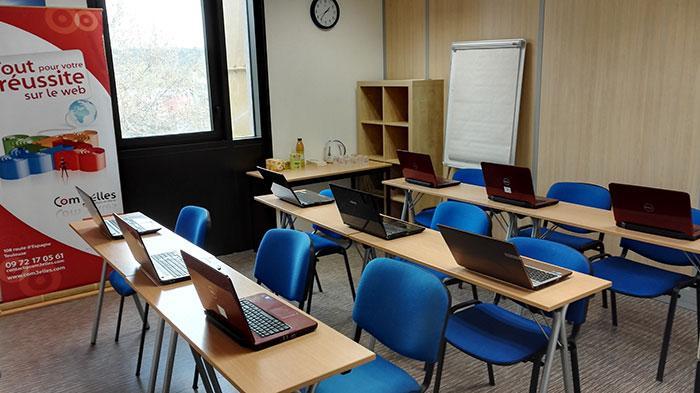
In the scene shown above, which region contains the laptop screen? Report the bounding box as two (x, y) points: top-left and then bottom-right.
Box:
(481, 162), (537, 204)
(75, 186), (110, 230)
(114, 215), (151, 266)
(330, 184), (386, 237)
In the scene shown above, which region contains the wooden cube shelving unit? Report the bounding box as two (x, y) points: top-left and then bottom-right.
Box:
(356, 79), (444, 172)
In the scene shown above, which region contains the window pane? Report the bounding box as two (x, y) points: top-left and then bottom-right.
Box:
(107, 0), (212, 138)
(223, 0), (256, 138)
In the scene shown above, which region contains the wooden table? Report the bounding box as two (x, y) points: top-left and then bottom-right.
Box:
(70, 220), (374, 393)
(253, 195), (611, 393)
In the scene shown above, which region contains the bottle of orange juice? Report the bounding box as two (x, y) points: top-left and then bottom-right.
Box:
(296, 138), (305, 167)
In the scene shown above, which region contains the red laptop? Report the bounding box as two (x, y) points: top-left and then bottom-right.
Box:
(396, 150), (459, 188)
(182, 250), (318, 350)
(609, 183), (700, 240)
(481, 162), (558, 209)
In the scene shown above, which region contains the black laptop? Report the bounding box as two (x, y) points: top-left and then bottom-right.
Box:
(396, 150), (459, 188)
(439, 224), (571, 290)
(481, 162), (558, 209)
(182, 250), (317, 350)
(257, 166), (334, 207)
(609, 182), (700, 240)
(114, 215), (189, 285)
(330, 183), (424, 240)
(76, 186), (160, 239)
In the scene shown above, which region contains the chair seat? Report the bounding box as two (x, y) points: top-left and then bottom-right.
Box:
(519, 227), (598, 251)
(415, 208), (435, 228)
(593, 256), (689, 298)
(108, 271), (135, 297)
(446, 303), (550, 365)
(316, 354), (420, 393)
(308, 232), (344, 253)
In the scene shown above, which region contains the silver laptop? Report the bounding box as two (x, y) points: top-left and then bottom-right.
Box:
(76, 186), (160, 239)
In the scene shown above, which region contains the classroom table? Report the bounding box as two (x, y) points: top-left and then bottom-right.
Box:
(254, 194), (612, 393)
(70, 219), (375, 393)
(384, 177), (700, 390)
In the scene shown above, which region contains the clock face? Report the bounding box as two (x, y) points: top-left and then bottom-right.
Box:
(311, 0), (339, 30)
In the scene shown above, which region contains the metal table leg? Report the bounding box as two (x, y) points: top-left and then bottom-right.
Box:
(558, 307), (574, 393)
(90, 259), (108, 345)
(538, 305), (568, 393)
(147, 318), (166, 393)
(531, 218), (541, 238)
(162, 330), (179, 393)
(400, 190), (412, 221)
(505, 212), (519, 239)
(204, 360), (224, 393)
(191, 348), (214, 393)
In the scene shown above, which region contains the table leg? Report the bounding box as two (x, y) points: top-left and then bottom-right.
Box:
(558, 306), (574, 393)
(307, 384), (318, 393)
(505, 212), (519, 239)
(204, 359), (224, 393)
(162, 330), (179, 393)
(538, 306), (565, 393)
(191, 348), (214, 393)
(531, 218), (541, 238)
(147, 318), (166, 393)
(90, 259), (108, 345)
(401, 190), (415, 222)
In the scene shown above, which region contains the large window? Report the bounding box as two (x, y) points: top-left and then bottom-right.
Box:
(94, 0), (263, 146)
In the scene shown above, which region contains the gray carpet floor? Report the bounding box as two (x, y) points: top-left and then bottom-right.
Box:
(0, 248), (697, 392)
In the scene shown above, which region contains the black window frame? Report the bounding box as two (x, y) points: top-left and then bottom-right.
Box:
(89, 0), (269, 150)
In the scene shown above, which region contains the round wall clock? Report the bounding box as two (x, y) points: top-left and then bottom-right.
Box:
(310, 0), (340, 30)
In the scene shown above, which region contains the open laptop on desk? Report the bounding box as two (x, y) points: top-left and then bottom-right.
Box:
(114, 215), (189, 285)
(609, 183), (700, 240)
(330, 183), (424, 240)
(481, 162), (558, 209)
(257, 166), (334, 207)
(396, 150), (459, 188)
(182, 250), (317, 350)
(439, 225), (571, 290)
(76, 186), (160, 239)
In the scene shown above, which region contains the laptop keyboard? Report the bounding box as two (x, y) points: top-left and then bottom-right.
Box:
(240, 299), (290, 338)
(524, 265), (559, 285)
(105, 219), (122, 235)
(295, 190), (329, 205)
(151, 251), (188, 278)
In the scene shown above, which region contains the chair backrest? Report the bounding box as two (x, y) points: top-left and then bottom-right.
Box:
(353, 258), (450, 363)
(452, 168), (485, 186)
(546, 182), (611, 234)
(253, 229), (313, 303)
(311, 189), (343, 239)
(510, 237), (591, 325)
(430, 201), (491, 236)
(620, 208), (700, 266)
(174, 205), (211, 247)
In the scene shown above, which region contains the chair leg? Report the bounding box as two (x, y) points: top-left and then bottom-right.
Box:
(602, 289), (608, 309)
(135, 303), (149, 376)
(657, 289), (680, 382)
(487, 363), (495, 386)
(610, 291), (618, 327)
(305, 281), (314, 314)
(494, 294), (501, 306)
(193, 367), (199, 390)
(471, 284), (479, 301)
(696, 283), (700, 339)
(115, 295), (125, 342)
(571, 342), (581, 393)
(434, 339), (448, 393)
(529, 358), (542, 393)
(340, 250), (356, 300)
(314, 269), (323, 293)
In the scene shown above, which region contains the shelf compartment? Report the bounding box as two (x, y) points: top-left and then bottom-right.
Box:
(384, 125), (409, 160)
(358, 123), (383, 157)
(358, 86), (383, 121)
(383, 86), (409, 123)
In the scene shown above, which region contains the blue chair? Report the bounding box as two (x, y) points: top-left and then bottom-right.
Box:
(592, 210), (700, 382)
(519, 182), (611, 260)
(314, 258), (450, 393)
(308, 189), (356, 301)
(435, 237), (591, 393)
(114, 206), (211, 376)
(414, 168), (485, 227)
(253, 228), (316, 312)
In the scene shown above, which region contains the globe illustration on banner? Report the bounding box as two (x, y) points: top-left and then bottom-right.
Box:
(65, 99), (98, 127)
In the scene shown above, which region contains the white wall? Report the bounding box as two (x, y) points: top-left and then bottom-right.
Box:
(264, 0), (383, 160)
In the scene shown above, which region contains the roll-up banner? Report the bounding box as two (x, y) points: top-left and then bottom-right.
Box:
(0, 6), (122, 303)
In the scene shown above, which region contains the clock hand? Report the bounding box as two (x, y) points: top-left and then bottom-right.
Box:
(321, 6), (331, 18)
